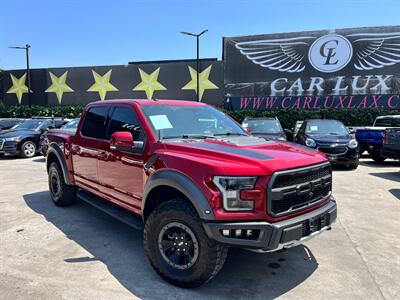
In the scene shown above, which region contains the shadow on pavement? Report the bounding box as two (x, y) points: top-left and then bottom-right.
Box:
(369, 172), (400, 183)
(390, 189), (400, 200)
(360, 160), (400, 168)
(23, 191), (318, 300)
(32, 157), (46, 163)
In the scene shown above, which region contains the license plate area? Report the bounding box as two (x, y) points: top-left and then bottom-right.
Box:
(302, 213), (329, 236)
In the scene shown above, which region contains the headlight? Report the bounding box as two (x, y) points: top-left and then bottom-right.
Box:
(213, 176), (257, 211)
(305, 138), (316, 148)
(4, 136), (21, 142)
(348, 139), (358, 149)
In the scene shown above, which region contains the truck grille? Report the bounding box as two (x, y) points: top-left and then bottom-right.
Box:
(0, 139), (4, 150)
(267, 162), (332, 217)
(317, 143), (348, 155)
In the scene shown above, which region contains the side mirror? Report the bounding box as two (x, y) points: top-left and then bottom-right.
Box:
(110, 131), (144, 153)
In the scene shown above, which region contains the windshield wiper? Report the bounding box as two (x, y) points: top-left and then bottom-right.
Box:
(213, 132), (247, 136)
(162, 134), (216, 140)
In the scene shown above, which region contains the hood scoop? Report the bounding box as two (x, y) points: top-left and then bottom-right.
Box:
(214, 135), (272, 146)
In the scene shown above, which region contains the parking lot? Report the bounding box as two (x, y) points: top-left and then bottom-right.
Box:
(0, 156), (399, 300)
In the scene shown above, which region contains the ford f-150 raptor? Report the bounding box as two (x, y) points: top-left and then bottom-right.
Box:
(46, 99), (337, 287)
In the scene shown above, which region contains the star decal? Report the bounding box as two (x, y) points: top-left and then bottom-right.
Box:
(133, 67), (167, 99)
(6, 73), (30, 104)
(45, 71), (74, 104)
(182, 65), (218, 101)
(87, 69), (118, 100)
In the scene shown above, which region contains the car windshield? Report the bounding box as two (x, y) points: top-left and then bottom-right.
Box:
(374, 117), (400, 127)
(140, 104), (247, 140)
(306, 120), (348, 135)
(11, 119), (45, 131)
(62, 119), (79, 129)
(242, 119), (282, 134)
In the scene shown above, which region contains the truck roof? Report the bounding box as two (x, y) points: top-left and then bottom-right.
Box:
(88, 99), (208, 107)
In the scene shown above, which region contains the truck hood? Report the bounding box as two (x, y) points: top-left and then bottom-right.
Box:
(160, 135), (327, 176)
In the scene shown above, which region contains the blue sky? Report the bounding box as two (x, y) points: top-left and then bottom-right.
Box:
(1, 0), (399, 70)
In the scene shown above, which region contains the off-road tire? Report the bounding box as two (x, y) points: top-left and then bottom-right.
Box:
(369, 151), (387, 163)
(20, 141), (37, 158)
(48, 162), (77, 206)
(144, 199), (228, 288)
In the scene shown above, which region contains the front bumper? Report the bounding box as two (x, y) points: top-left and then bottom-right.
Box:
(0, 140), (20, 154)
(203, 199), (337, 251)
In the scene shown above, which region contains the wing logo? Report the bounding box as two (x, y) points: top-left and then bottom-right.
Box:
(234, 32), (400, 73)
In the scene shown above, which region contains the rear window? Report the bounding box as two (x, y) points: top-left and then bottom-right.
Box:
(374, 117), (400, 127)
(81, 107), (109, 139)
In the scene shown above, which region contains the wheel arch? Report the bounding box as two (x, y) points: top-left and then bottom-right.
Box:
(142, 170), (215, 222)
(46, 143), (71, 185)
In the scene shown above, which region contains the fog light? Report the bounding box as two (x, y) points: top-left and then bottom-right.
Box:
(222, 229), (230, 237)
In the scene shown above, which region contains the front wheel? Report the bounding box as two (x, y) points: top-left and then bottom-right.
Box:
(48, 162), (77, 206)
(20, 141), (37, 158)
(144, 199), (228, 288)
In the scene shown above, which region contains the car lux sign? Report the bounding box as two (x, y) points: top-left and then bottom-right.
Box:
(223, 26), (400, 110)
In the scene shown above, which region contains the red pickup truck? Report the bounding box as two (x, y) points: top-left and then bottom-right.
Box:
(46, 99), (337, 287)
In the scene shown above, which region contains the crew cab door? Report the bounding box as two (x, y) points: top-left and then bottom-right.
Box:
(71, 106), (109, 191)
(97, 105), (146, 212)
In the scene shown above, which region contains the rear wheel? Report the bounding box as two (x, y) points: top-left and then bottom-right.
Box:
(20, 141), (37, 158)
(48, 162), (77, 206)
(144, 199), (228, 288)
(369, 151), (387, 163)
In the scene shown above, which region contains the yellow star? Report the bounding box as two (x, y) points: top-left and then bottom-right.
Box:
(87, 69), (118, 100)
(182, 65), (218, 101)
(133, 67), (167, 99)
(6, 73), (30, 104)
(45, 71), (74, 104)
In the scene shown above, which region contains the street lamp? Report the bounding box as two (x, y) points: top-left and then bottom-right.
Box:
(180, 29), (208, 102)
(9, 44), (31, 106)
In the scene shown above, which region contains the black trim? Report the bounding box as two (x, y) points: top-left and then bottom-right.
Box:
(190, 142), (273, 160)
(203, 199), (337, 250)
(46, 143), (70, 185)
(142, 170), (215, 221)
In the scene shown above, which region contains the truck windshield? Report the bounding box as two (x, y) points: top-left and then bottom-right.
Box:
(306, 120), (348, 135)
(140, 104), (247, 140)
(11, 119), (44, 131)
(242, 119), (283, 134)
(374, 117), (400, 127)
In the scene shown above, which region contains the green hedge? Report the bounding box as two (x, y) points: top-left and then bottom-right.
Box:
(1, 103), (399, 128)
(0, 103), (84, 118)
(224, 108), (400, 128)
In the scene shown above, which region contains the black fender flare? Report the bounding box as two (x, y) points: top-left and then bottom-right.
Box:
(46, 143), (71, 185)
(142, 169), (215, 221)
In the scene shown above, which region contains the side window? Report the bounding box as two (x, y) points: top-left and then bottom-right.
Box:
(81, 107), (109, 139)
(107, 106), (144, 141)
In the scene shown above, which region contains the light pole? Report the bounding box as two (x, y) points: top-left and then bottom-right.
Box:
(9, 44), (31, 106)
(180, 29), (208, 102)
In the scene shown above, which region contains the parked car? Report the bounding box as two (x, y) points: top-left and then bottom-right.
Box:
(295, 119), (359, 169)
(0, 118), (24, 132)
(355, 115), (400, 162)
(40, 118), (80, 156)
(0, 118), (67, 158)
(46, 99), (336, 287)
(241, 117), (287, 141)
(382, 128), (400, 161)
